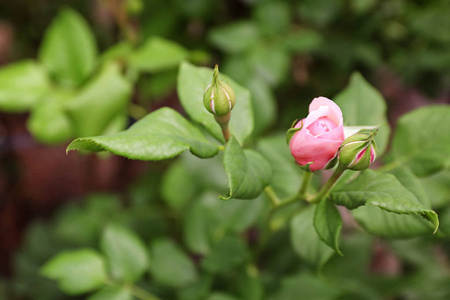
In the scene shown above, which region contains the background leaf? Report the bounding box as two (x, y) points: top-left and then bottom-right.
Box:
(100, 224), (148, 282)
(201, 235), (248, 274)
(290, 206), (334, 268)
(27, 89), (75, 144)
(222, 136), (272, 200)
(0, 60), (50, 112)
(256, 134), (305, 198)
(149, 239), (198, 288)
(389, 105), (450, 176)
(334, 72), (390, 154)
(177, 62), (254, 144)
(41, 249), (106, 295)
(314, 199), (343, 255)
(67, 107), (219, 160)
(183, 192), (264, 255)
(65, 63), (131, 137)
(87, 286), (132, 300)
(331, 170), (439, 233)
(208, 21), (260, 54)
(39, 8), (97, 86)
(129, 37), (188, 72)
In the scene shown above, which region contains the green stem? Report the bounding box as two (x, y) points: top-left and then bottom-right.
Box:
(298, 171), (312, 198)
(264, 186), (281, 206)
(310, 164), (346, 204)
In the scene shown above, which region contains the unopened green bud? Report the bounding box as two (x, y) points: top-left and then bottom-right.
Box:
(339, 129), (377, 171)
(203, 65), (236, 116)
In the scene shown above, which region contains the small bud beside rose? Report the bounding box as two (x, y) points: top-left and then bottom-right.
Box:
(203, 65), (236, 117)
(338, 129), (377, 170)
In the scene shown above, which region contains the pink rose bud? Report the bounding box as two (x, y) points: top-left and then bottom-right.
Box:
(338, 129), (377, 171)
(288, 97), (345, 171)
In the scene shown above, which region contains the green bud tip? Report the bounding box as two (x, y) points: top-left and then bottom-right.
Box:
(339, 129), (378, 171)
(203, 65), (236, 116)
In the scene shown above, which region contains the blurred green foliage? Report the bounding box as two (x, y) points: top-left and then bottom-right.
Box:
(1, 0), (450, 299)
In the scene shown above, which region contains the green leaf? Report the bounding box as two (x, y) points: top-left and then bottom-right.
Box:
(281, 29), (323, 54)
(161, 161), (197, 210)
(334, 72), (390, 154)
(257, 133), (304, 198)
(208, 21), (260, 54)
(291, 206), (334, 268)
(149, 239), (198, 288)
(207, 293), (240, 300)
(201, 235), (248, 274)
(349, 166), (436, 237)
(177, 62), (254, 144)
(41, 249), (106, 295)
(129, 37), (188, 72)
(331, 170), (439, 233)
(100, 42), (134, 64)
(247, 78), (277, 137)
(67, 107), (219, 160)
(184, 192), (264, 255)
(222, 136), (272, 200)
(248, 44), (290, 87)
(65, 62), (131, 137)
(389, 105), (450, 176)
(314, 199), (343, 255)
(253, 1), (291, 36)
(351, 205), (434, 238)
(421, 170), (450, 209)
(27, 89), (75, 144)
(100, 223), (148, 282)
(39, 8), (97, 86)
(0, 60), (50, 112)
(271, 272), (342, 300)
(87, 286), (132, 300)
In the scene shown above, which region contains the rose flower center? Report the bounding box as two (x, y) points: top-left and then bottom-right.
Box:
(307, 116), (337, 136)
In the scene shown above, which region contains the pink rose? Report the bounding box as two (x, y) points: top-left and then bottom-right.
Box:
(289, 97), (345, 171)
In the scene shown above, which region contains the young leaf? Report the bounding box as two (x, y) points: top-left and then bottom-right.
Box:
(334, 72), (390, 154)
(39, 8), (97, 86)
(389, 105), (450, 176)
(67, 107), (219, 160)
(177, 62), (254, 144)
(87, 286), (132, 300)
(100, 224), (148, 282)
(65, 63), (132, 137)
(222, 136), (272, 200)
(314, 199), (343, 255)
(41, 249), (106, 295)
(149, 239), (198, 288)
(129, 37), (188, 72)
(291, 206), (334, 268)
(0, 60), (50, 112)
(331, 170), (439, 233)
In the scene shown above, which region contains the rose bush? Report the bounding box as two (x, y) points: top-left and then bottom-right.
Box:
(289, 97), (345, 171)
